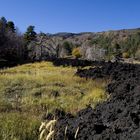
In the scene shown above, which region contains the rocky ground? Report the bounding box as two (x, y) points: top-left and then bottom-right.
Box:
(50, 59), (140, 140)
(52, 58), (105, 67)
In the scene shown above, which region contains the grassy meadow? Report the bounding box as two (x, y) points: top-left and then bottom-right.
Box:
(0, 61), (108, 140)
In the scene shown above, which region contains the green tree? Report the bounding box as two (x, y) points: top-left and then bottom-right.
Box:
(135, 49), (140, 60)
(23, 26), (37, 60)
(24, 26), (37, 45)
(7, 21), (15, 32)
(0, 17), (7, 33)
(62, 41), (73, 55)
(122, 32), (140, 57)
(113, 43), (121, 57)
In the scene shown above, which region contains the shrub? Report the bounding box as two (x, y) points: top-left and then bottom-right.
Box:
(62, 41), (73, 55)
(72, 48), (82, 58)
(122, 52), (130, 58)
(135, 49), (140, 60)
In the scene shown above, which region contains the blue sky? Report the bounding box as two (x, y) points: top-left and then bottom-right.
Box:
(0, 0), (140, 33)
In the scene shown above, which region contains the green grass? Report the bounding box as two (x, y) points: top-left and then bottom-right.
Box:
(0, 61), (108, 140)
(0, 113), (40, 140)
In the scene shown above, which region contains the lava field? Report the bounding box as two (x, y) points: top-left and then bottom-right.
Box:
(52, 60), (140, 140)
(52, 58), (105, 67)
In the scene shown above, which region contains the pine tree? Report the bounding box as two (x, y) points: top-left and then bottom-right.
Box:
(0, 17), (7, 33)
(24, 25), (37, 45)
(7, 21), (15, 32)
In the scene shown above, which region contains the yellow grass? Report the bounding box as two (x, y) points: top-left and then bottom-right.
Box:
(0, 61), (108, 114)
(0, 61), (108, 140)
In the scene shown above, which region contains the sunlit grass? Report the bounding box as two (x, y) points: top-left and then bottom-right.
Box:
(0, 61), (108, 139)
(0, 61), (108, 114)
(0, 113), (40, 140)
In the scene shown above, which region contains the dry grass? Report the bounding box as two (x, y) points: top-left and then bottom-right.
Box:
(0, 61), (108, 114)
(0, 61), (108, 139)
(39, 119), (56, 140)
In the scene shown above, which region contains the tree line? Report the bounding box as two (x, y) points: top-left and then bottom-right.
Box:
(0, 16), (140, 67)
(0, 16), (37, 65)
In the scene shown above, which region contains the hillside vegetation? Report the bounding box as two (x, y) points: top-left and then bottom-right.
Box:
(0, 17), (140, 68)
(27, 28), (140, 61)
(0, 61), (107, 140)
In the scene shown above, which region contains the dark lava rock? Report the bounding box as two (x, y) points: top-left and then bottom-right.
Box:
(53, 61), (140, 140)
(52, 58), (105, 67)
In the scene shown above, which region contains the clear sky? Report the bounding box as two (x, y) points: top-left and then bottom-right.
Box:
(0, 0), (140, 33)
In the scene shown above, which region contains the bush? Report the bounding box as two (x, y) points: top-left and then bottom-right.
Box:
(122, 52), (130, 58)
(62, 41), (73, 55)
(72, 48), (82, 58)
(135, 49), (140, 60)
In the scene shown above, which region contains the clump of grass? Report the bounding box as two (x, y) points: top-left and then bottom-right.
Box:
(81, 88), (109, 108)
(39, 119), (56, 140)
(0, 113), (40, 140)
